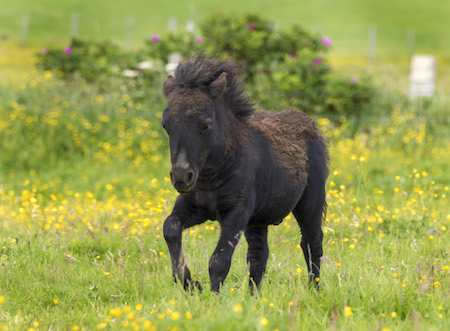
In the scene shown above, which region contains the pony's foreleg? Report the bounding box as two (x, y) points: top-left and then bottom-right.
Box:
(163, 206), (205, 292)
(209, 210), (248, 293)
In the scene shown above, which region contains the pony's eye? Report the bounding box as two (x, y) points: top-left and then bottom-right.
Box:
(199, 122), (211, 135)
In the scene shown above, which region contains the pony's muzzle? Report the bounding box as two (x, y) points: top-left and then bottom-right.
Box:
(170, 167), (196, 193)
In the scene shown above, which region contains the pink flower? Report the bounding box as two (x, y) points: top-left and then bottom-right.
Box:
(195, 37), (203, 44)
(248, 24), (256, 31)
(289, 52), (298, 60)
(64, 47), (73, 55)
(350, 77), (357, 84)
(150, 35), (161, 42)
(313, 57), (323, 65)
(41, 48), (48, 54)
(321, 36), (332, 47)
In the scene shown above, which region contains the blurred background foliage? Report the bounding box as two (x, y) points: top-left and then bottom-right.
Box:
(1, 7), (448, 197)
(1, 0), (449, 61)
(36, 11), (383, 119)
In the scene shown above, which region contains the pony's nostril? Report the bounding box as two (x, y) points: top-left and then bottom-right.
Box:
(186, 171), (194, 184)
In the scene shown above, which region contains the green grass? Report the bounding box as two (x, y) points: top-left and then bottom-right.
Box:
(1, 0), (450, 60)
(1, 216), (448, 330)
(0, 47), (449, 330)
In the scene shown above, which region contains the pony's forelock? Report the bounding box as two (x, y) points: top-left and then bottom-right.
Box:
(172, 54), (255, 120)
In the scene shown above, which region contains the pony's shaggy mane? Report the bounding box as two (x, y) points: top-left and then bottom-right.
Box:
(173, 54), (255, 120)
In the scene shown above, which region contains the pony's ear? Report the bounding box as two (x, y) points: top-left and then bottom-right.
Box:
(209, 72), (227, 98)
(163, 75), (177, 97)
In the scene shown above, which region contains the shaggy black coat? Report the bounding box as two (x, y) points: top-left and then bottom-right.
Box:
(162, 55), (328, 293)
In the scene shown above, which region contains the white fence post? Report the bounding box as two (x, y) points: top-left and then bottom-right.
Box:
(186, 20), (195, 33)
(70, 14), (79, 38)
(125, 16), (134, 49)
(189, 4), (196, 17)
(409, 55), (436, 99)
(368, 26), (377, 63)
(167, 17), (177, 32)
(407, 28), (415, 58)
(20, 14), (30, 46)
(166, 53), (182, 75)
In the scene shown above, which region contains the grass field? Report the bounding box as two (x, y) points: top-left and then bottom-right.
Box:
(1, 0), (450, 60)
(0, 2), (449, 329)
(0, 43), (449, 330)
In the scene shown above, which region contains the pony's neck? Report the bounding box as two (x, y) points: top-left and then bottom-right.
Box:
(217, 102), (247, 157)
(196, 105), (245, 188)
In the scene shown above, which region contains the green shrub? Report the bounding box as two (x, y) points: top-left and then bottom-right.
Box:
(251, 51), (330, 109)
(36, 39), (139, 82)
(200, 12), (326, 80)
(143, 32), (204, 63)
(200, 12), (275, 75)
(248, 52), (378, 118)
(199, 12), (380, 118)
(324, 74), (377, 118)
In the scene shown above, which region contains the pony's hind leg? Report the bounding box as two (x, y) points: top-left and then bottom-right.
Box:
(293, 141), (327, 288)
(293, 204), (324, 287)
(244, 226), (269, 295)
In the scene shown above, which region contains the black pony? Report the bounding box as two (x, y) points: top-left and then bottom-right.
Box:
(162, 55), (329, 293)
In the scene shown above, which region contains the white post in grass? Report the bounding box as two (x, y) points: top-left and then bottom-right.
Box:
(368, 26), (377, 63)
(409, 55), (436, 99)
(166, 52), (182, 75)
(186, 20), (195, 34)
(168, 17), (177, 32)
(189, 4), (196, 17)
(125, 16), (134, 49)
(70, 14), (79, 38)
(407, 28), (415, 58)
(188, 4), (196, 33)
(20, 14), (30, 46)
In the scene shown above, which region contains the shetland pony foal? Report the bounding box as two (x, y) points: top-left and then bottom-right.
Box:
(162, 55), (329, 293)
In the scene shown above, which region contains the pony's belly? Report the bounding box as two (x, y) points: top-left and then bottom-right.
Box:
(248, 205), (293, 226)
(248, 187), (304, 226)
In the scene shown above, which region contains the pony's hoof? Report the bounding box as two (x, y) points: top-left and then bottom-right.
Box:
(186, 280), (203, 293)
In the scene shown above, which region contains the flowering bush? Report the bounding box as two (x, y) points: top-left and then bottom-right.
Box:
(200, 12), (276, 76)
(199, 12), (381, 117)
(36, 11), (381, 118)
(323, 74), (377, 118)
(249, 52), (378, 118)
(37, 39), (139, 82)
(143, 32), (205, 63)
(200, 12), (327, 80)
